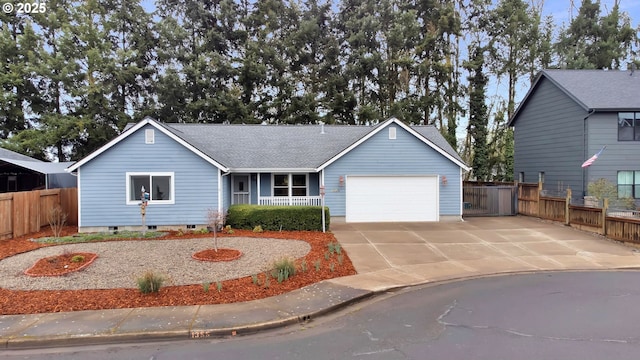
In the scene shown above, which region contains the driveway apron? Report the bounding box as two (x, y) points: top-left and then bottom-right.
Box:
(328, 216), (640, 291)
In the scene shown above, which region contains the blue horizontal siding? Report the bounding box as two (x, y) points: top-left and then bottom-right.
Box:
(323, 125), (462, 217)
(79, 124), (219, 227)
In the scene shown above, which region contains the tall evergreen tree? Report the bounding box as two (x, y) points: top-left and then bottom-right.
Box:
(556, 0), (635, 69)
(0, 12), (40, 141)
(466, 45), (490, 181)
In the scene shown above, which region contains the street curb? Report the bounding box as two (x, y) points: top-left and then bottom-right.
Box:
(2, 290), (376, 350)
(187, 290), (376, 338)
(4, 330), (190, 350)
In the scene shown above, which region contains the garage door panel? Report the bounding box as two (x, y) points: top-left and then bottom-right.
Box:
(346, 176), (438, 222)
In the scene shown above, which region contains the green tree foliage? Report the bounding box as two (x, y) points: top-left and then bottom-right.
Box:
(555, 0), (636, 69)
(0, 0), (637, 171)
(466, 45), (490, 181)
(0, 12), (39, 141)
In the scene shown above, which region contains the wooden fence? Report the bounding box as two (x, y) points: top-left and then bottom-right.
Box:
(517, 182), (540, 216)
(517, 183), (640, 243)
(0, 188), (77, 240)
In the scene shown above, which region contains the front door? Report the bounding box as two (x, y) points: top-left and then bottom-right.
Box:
(232, 175), (250, 204)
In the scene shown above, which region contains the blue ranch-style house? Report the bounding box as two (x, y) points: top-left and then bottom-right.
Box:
(67, 117), (470, 232)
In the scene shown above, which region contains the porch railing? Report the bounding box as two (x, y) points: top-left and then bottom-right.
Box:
(232, 193), (250, 204)
(259, 196), (322, 206)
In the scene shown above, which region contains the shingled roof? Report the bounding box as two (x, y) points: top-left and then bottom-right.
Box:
(69, 117), (468, 172)
(0, 147), (43, 162)
(509, 69), (640, 126)
(163, 120), (465, 170)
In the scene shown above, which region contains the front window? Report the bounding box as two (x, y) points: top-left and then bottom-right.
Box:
(617, 171), (640, 198)
(618, 112), (640, 141)
(273, 174), (307, 197)
(127, 172), (174, 204)
(273, 174), (289, 196)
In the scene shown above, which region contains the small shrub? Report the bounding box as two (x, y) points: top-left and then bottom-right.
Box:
(226, 205), (330, 231)
(216, 281), (223, 292)
(202, 282), (210, 293)
(48, 205), (68, 239)
(251, 274), (259, 285)
(71, 255), (85, 263)
(337, 254), (344, 265)
(334, 243), (342, 255)
(272, 257), (296, 283)
(314, 259), (321, 272)
(329, 262), (335, 272)
(253, 225), (263, 233)
(198, 228), (209, 234)
(300, 259), (308, 272)
(136, 271), (165, 294)
(324, 251), (330, 260)
(328, 242), (335, 254)
(264, 271), (270, 288)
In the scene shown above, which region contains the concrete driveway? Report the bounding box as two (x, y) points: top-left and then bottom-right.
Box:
(327, 216), (640, 291)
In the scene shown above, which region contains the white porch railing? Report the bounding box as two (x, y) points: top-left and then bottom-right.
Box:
(259, 196), (322, 206)
(232, 193), (250, 204)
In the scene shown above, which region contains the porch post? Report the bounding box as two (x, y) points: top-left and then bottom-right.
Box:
(321, 170), (326, 233)
(288, 173), (292, 205)
(256, 172), (260, 205)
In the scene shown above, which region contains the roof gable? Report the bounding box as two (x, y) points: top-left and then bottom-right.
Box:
(66, 117), (229, 172)
(509, 69), (640, 126)
(317, 117), (470, 171)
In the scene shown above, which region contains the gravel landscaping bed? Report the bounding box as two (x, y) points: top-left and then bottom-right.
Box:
(0, 237), (310, 291)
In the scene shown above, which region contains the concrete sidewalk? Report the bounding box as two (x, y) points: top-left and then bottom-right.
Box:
(2, 216), (640, 350)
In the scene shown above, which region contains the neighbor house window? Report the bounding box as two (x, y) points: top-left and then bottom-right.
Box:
(126, 172), (174, 204)
(273, 174), (307, 196)
(617, 171), (640, 198)
(617, 112), (640, 141)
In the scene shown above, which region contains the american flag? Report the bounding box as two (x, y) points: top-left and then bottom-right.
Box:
(581, 146), (606, 168)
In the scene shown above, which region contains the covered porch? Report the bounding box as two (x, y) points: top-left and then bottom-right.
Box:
(228, 172), (322, 207)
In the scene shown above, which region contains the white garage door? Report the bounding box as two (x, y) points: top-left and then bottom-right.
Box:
(345, 175), (439, 222)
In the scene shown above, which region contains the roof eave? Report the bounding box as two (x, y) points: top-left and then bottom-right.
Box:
(508, 70), (590, 127)
(317, 117), (470, 172)
(229, 168), (318, 173)
(66, 117), (229, 173)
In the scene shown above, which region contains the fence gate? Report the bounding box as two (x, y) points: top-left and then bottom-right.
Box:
(463, 185), (517, 216)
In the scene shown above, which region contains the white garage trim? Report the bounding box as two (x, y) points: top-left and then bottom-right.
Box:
(345, 175), (439, 222)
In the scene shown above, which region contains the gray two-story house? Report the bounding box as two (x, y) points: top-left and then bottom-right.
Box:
(508, 69), (640, 198)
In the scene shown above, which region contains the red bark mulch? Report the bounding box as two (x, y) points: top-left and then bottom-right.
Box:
(0, 227), (356, 315)
(24, 252), (98, 277)
(192, 248), (243, 262)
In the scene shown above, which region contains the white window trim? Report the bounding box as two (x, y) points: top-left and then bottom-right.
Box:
(145, 129), (155, 144)
(126, 172), (175, 205)
(271, 173), (308, 197)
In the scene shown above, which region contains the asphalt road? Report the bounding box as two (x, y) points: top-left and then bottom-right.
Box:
(4, 271), (640, 360)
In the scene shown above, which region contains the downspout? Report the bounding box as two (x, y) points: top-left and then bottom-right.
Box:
(582, 109), (596, 196)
